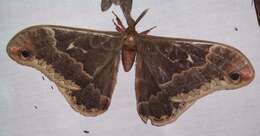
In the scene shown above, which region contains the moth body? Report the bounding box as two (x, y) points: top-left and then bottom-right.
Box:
(121, 28), (138, 72)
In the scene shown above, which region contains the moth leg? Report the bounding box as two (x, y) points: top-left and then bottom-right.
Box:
(112, 19), (125, 32)
(112, 11), (126, 32)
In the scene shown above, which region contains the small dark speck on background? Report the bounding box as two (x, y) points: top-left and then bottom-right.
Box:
(42, 76), (45, 80)
(51, 86), (54, 90)
(33, 105), (38, 109)
(234, 27), (238, 31)
(83, 130), (89, 134)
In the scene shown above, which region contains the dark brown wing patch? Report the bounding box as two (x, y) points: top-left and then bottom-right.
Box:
(49, 26), (121, 116)
(58, 52), (119, 116)
(135, 52), (196, 126)
(137, 38), (212, 84)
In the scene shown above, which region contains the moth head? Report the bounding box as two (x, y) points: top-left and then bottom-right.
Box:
(212, 46), (255, 90)
(7, 26), (55, 66)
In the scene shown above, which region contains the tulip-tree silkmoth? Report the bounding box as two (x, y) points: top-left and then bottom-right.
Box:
(7, 6), (254, 126)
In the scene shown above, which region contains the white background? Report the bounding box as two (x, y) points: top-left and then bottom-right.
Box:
(0, 0), (260, 136)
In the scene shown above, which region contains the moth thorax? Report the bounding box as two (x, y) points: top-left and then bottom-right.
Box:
(124, 36), (136, 50)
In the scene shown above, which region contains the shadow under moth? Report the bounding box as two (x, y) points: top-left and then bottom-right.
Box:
(7, 7), (255, 126)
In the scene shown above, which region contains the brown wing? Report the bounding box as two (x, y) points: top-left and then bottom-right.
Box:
(135, 53), (196, 126)
(7, 25), (122, 116)
(135, 35), (253, 126)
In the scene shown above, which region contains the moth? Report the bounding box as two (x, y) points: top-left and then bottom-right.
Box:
(7, 8), (255, 126)
(254, 0), (260, 26)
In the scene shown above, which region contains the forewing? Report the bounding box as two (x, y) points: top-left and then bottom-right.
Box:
(7, 25), (121, 116)
(135, 35), (236, 126)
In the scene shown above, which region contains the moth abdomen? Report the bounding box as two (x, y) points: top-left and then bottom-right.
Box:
(122, 47), (136, 72)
